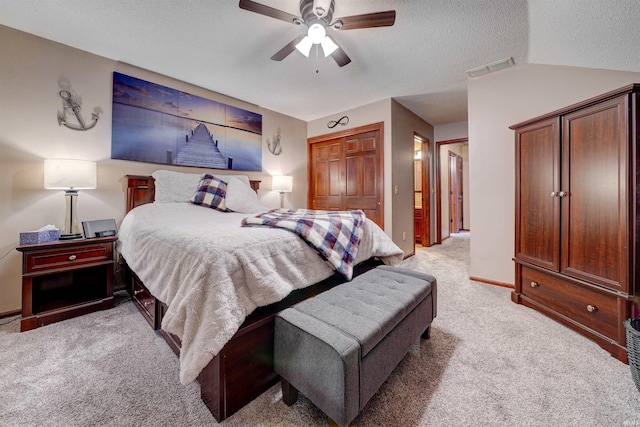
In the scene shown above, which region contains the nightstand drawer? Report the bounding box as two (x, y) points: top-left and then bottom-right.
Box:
(24, 243), (112, 274)
(521, 266), (618, 340)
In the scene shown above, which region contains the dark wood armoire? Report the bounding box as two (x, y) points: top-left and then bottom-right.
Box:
(511, 84), (639, 363)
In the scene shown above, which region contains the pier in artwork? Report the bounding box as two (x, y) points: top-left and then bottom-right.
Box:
(176, 123), (229, 169)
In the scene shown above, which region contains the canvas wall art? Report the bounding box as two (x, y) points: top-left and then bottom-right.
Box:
(111, 72), (262, 171)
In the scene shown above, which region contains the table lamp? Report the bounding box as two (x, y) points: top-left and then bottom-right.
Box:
(44, 159), (97, 239)
(272, 175), (293, 208)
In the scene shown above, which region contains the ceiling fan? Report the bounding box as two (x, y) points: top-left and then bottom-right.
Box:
(239, 0), (396, 67)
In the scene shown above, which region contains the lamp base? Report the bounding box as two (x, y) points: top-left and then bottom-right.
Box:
(62, 190), (83, 239)
(59, 233), (83, 240)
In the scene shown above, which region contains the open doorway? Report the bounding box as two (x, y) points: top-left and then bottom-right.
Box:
(448, 151), (463, 233)
(436, 138), (469, 243)
(413, 133), (430, 247)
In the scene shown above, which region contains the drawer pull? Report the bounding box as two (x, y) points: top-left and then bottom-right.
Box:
(134, 289), (143, 296)
(586, 304), (597, 313)
(530, 281), (539, 288)
(143, 301), (153, 307)
(68, 255), (77, 261)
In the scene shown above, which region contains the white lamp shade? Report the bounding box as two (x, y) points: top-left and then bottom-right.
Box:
(272, 175), (293, 193)
(44, 159), (97, 190)
(320, 36), (338, 57)
(295, 35), (313, 57)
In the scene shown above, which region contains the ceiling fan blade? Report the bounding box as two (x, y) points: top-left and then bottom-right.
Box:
(332, 10), (396, 30)
(327, 36), (351, 67)
(239, 0), (302, 25)
(271, 34), (307, 61)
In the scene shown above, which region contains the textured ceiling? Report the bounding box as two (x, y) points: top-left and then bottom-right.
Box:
(0, 1), (638, 126)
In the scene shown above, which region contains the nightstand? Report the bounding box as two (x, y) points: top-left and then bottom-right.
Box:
(16, 236), (117, 331)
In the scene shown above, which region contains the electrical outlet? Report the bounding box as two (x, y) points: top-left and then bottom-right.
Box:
(402, 231), (406, 241)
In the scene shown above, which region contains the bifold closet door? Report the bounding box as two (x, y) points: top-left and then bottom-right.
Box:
(308, 125), (383, 229)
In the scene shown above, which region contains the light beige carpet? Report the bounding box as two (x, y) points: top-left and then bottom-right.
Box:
(1, 232), (639, 426)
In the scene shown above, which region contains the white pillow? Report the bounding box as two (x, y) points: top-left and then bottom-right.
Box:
(152, 170), (203, 203)
(216, 174), (250, 186)
(151, 169), (258, 205)
(225, 176), (262, 213)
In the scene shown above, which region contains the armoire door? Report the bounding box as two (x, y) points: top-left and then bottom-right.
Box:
(515, 117), (561, 271)
(560, 95), (629, 293)
(308, 123), (384, 229)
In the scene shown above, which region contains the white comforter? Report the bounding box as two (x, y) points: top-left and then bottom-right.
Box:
(117, 202), (404, 384)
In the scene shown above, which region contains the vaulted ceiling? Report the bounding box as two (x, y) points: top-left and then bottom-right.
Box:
(1, 0), (639, 126)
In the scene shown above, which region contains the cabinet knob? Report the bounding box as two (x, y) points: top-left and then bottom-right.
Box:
(143, 301), (153, 307)
(550, 191), (558, 197)
(68, 255), (77, 261)
(530, 281), (539, 288)
(586, 304), (597, 313)
(558, 191), (567, 198)
(134, 289), (143, 296)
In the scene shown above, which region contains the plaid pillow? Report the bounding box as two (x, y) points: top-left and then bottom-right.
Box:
(190, 174), (228, 211)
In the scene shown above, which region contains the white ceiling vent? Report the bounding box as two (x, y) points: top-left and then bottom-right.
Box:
(466, 57), (515, 78)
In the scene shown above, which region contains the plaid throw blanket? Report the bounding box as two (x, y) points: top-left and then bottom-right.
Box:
(242, 209), (365, 279)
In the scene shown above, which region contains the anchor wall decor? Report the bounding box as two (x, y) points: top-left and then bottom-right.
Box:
(267, 128), (282, 156)
(57, 89), (99, 131)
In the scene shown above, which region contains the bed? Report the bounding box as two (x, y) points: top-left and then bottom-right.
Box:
(118, 170), (404, 421)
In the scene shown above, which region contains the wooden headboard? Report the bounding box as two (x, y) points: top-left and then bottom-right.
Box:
(125, 175), (261, 213)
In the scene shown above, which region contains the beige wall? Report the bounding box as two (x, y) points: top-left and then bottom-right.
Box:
(468, 63), (640, 285)
(434, 121), (468, 142)
(0, 26), (307, 313)
(390, 100), (434, 251)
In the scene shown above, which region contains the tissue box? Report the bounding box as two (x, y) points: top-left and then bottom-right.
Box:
(19, 229), (62, 245)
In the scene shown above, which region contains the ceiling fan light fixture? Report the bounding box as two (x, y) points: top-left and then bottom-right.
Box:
(320, 36), (338, 56)
(240, 0), (396, 67)
(312, 0), (332, 18)
(307, 23), (326, 44)
(295, 35), (313, 57)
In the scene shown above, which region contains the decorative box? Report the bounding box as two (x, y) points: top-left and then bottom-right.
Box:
(19, 229), (61, 245)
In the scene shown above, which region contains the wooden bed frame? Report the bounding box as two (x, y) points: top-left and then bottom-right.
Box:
(123, 175), (380, 421)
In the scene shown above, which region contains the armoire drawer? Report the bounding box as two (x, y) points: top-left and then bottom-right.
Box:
(521, 266), (618, 340)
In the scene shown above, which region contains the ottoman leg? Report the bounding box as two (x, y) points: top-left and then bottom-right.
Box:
(421, 325), (431, 339)
(281, 378), (299, 406)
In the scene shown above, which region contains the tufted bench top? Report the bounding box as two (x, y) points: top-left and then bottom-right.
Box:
(284, 265), (436, 358)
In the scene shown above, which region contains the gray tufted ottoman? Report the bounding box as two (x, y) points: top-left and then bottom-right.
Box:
(274, 265), (437, 426)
